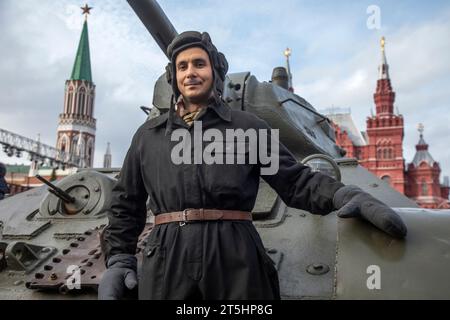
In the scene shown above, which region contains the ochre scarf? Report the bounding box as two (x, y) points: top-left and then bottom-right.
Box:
(176, 97), (204, 127)
(181, 109), (203, 126)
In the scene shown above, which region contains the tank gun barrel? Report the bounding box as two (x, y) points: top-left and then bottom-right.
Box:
(127, 0), (178, 58)
(35, 175), (75, 204)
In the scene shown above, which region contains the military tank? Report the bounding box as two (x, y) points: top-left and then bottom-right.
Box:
(0, 0), (449, 300)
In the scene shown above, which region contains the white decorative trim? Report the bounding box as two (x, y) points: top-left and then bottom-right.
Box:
(57, 124), (96, 136)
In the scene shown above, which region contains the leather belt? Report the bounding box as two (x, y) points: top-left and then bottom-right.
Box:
(154, 209), (252, 226)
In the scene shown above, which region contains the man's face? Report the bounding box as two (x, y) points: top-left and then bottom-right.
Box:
(175, 47), (213, 104)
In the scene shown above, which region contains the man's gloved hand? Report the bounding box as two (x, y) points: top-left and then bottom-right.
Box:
(333, 185), (407, 238)
(98, 253), (138, 300)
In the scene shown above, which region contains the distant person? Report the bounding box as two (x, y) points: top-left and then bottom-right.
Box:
(0, 163), (10, 200)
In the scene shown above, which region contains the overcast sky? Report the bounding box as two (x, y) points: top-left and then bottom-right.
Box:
(0, 0), (449, 179)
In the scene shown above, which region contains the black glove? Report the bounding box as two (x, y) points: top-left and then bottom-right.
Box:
(333, 185), (407, 238)
(98, 254), (138, 300)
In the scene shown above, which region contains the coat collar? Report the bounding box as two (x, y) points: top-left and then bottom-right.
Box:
(206, 99), (232, 123)
(146, 98), (232, 133)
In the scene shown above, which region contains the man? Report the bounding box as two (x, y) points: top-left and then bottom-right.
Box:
(0, 163), (9, 200)
(99, 31), (407, 300)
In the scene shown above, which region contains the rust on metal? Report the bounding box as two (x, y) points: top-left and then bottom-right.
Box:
(26, 224), (153, 294)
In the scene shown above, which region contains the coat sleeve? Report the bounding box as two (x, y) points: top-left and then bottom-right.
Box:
(102, 131), (148, 260)
(258, 121), (344, 215)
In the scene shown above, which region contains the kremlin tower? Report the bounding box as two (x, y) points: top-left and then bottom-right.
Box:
(329, 37), (449, 208)
(405, 125), (450, 209)
(361, 37), (406, 193)
(56, 5), (96, 168)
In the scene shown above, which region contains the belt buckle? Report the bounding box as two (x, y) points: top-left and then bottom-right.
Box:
(179, 209), (189, 227)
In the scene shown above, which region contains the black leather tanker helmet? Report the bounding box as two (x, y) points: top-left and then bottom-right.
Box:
(166, 31), (229, 101)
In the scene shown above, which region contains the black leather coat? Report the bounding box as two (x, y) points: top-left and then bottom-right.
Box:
(102, 101), (344, 259)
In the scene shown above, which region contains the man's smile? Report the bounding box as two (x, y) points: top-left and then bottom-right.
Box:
(185, 81), (202, 87)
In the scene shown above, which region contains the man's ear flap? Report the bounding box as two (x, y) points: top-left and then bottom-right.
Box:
(165, 63), (173, 84)
(217, 52), (229, 80)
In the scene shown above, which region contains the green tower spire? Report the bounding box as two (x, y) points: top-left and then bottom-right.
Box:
(70, 19), (92, 82)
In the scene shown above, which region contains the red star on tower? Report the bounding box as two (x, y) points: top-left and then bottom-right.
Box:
(81, 4), (93, 20)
